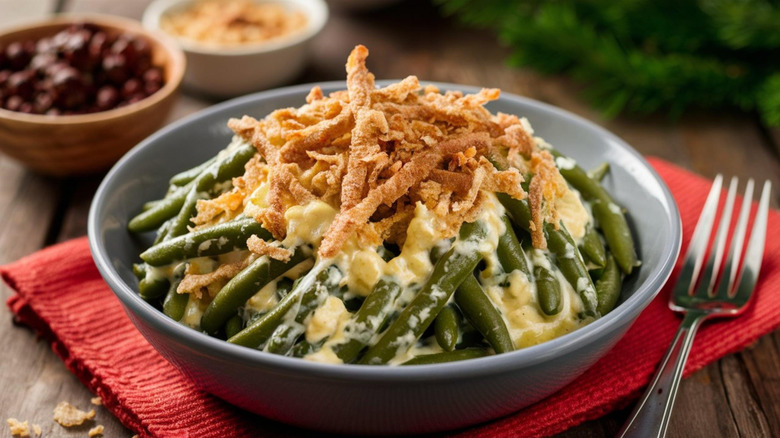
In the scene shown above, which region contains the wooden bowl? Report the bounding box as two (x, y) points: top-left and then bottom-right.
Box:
(0, 14), (185, 176)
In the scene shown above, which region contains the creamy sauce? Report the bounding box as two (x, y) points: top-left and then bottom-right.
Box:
(161, 135), (598, 363)
(275, 189), (594, 364)
(557, 186), (590, 242)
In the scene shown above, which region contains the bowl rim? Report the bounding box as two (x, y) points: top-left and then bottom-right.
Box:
(0, 13), (185, 125)
(141, 0), (329, 56)
(89, 80), (682, 382)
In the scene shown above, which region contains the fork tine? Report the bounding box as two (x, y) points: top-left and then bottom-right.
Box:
(714, 179), (754, 299)
(695, 177), (738, 297)
(732, 180), (771, 304)
(673, 175), (723, 297)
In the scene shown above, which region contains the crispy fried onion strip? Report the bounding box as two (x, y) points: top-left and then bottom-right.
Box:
(177, 262), (245, 299)
(247, 235), (293, 262)
(528, 150), (566, 249)
(259, 163), (316, 239)
(195, 44), (573, 268)
(319, 133), (489, 258)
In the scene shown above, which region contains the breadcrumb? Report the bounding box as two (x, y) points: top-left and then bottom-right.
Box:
(52, 401), (95, 427)
(88, 425), (104, 437)
(7, 418), (30, 437)
(90, 396), (102, 406)
(32, 424), (41, 436)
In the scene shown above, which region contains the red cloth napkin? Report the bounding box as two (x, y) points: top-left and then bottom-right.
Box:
(3, 158), (779, 438)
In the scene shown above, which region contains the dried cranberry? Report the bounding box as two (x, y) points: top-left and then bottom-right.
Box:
(52, 66), (86, 109)
(33, 92), (54, 113)
(102, 53), (128, 85)
(144, 80), (161, 96)
(95, 85), (119, 110)
(7, 70), (35, 100)
(30, 53), (57, 74)
(121, 78), (142, 98)
(0, 23), (166, 115)
(50, 29), (71, 53)
(36, 37), (56, 54)
(18, 102), (34, 113)
(35, 77), (53, 92)
(44, 61), (70, 78)
(0, 69), (11, 89)
(133, 39), (152, 73)
(111, 35), (137, 65)
(6, 42), (31, 70)
(127, 93), (145, 104)
(143, 67), (163, 85)
(89, 31), (110, 60)
(63, 32), (93, 71)
(4, 95), (23, 111)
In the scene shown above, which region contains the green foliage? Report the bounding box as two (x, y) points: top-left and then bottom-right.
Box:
(438, 0), (780, 124)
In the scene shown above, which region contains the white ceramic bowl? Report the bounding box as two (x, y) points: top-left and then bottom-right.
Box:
(142, 0), (327, 97)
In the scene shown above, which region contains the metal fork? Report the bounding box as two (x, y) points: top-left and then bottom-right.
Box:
(618, 175), (772, 438)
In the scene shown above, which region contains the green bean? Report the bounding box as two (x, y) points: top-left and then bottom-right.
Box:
(227, 263), (333, 349)
(591, 200), (638, 275)
(331, 277), (403, 364)
(141, 218), (272, 266)
(138, 266), (170, 301)
(201, 247), (310, 335)
(166, 188), (202, 239)
(153, 219), (172, 245)
(142, 200), (161, 212)
(496, 216), (531, 276)
(128, 183), (191, 233)
(169, 156), (218, 186)
(434, 304), (460, 352)
(534, 265), (562, 315)
(275, 277), (294, 300)
(456, 325), (489, 349)
(545, 223), (599, 317)
(429, 239), (453, 264)
(291, 339), (325, 358)
(246, 310), (267, 327)
(138, 277), (168, 301)
(580, 224), (607, 268)
(496, 191), (598, 316)
(164, 142), (257, 239)
(552, 151), (637, 275)
(496, 192), (532, 232)
(163, 290), (189, 322)
(596, 254), (622, 316)
(588, 162), (610, 182)
(265, 266), (341, 355)
(359, 221), (486, 365)
(401, 348), (490, 365)
(132, 263), (146, 280)
(225, 315), (243, 339)
(163, 264), (188, 321)
(455, 274), (515, 354)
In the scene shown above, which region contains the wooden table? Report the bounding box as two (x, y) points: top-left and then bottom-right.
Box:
(2, 1), (779, 437)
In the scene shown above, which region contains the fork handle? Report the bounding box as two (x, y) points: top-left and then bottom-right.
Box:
(618, 310), (707, 438)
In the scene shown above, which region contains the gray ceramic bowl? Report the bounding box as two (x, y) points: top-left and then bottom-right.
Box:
(88, 81), (681, 435)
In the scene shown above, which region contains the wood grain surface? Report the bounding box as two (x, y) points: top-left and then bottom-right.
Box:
(1, 1), (778, 437)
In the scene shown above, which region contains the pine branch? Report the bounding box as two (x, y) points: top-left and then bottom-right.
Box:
(437, 0), (780, 125)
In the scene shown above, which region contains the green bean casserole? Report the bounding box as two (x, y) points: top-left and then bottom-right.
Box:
(128, 45), (639, 365)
